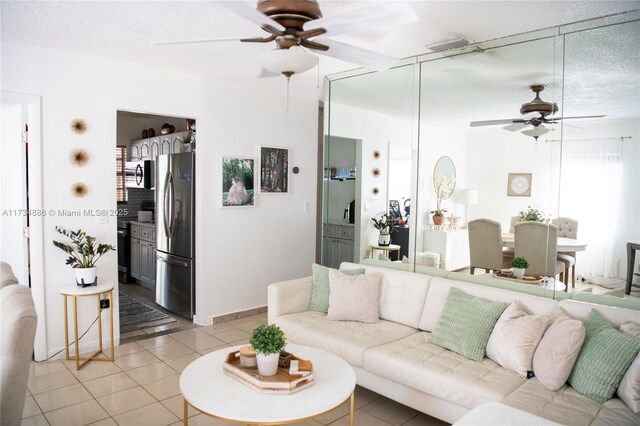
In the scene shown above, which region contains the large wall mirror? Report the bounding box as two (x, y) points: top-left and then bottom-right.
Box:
(323, 14), (639, 309)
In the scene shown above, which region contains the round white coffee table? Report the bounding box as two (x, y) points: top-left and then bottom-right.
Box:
(180, 343), (356, 425)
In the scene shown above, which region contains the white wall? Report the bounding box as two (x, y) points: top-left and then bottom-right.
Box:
(466, 126), (562, 232)
(1, 42), (318, 359)
(416, 123), (468, 251)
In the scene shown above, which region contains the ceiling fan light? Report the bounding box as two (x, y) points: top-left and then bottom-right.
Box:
(522, 126), (550, 138)
(261, 46), (318, 77)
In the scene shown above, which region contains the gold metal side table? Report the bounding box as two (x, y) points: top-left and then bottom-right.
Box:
(60, 283), (115, 370)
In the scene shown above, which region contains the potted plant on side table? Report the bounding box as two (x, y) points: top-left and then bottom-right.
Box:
(52, 226), (115, 287)
(372, 212), (394, 246)
(250, 324), (286, 376)
(511, 256), (529, 279)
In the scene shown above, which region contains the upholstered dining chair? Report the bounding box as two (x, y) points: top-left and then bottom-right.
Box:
(509, 215), (521, 233)
(468, 219), (514, 274)
(514, 222), (566, 287)
(552, 217), (578, 289)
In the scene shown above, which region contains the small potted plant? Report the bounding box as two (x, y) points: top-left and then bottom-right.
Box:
(518, 205), (547, 222)
(180, 134), (195, 152)
(249, 324), (286, 376)
(511, 256), (529, 279)
(52, 226), (115, 287)
(371, 212), (394, 246)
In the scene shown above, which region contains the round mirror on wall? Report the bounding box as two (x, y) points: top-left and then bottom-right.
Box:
(433, 156), (456, 200)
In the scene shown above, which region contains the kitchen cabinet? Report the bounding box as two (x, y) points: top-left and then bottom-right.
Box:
(129, 222), (156, 290)
(130, 131), (192, 160)
(323, 224), (354, 269)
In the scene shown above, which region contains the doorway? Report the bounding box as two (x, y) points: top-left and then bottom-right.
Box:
(115, 110), (197, 341)
(1, 92), (47, 360)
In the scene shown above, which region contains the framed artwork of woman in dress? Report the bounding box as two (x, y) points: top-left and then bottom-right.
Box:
(221, 156), (255, 207)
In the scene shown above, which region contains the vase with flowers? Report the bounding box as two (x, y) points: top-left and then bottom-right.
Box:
(430, 173), (456, 225)
(372, 212), (394, 246)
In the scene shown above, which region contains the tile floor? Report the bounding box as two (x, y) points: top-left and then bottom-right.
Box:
(23, 313), (449, 426)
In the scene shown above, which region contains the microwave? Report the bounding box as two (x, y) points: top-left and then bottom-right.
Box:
(125, 160), (154, 189)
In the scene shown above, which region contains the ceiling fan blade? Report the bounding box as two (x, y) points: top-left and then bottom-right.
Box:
(552, 115), (606, 120)
(257, 68), (280, 79)
(313, 38), (398, 71)
(155, 36), (248, 46)
(304, 2), (417, 38)
(469, 118), (524, 127)
(220, 1), (285, 33)
(503, 123), (528, 132)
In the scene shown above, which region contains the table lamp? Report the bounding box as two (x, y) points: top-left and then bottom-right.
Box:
(455, 189), (478, 227)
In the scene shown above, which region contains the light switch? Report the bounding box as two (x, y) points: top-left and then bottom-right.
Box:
(303, 201), (310, 212)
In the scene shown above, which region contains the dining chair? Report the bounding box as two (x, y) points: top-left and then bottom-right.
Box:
(468, 219), (514, 274)
(552, 217), (578, 289)
(509, 215), (521, 233)
(514, 222), (566, 288)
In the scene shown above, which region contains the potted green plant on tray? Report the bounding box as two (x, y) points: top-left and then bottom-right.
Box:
(511, 256), (529, 279)
(250, 324), (286, 376)
(52, 226), (115, 287)
(372, 212), (394, 246)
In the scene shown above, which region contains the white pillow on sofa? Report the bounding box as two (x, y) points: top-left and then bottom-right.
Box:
(486, 301), (550, 378)
(532, 307), (585, 391)
(618, 321), (640, 414)
(326, 269), (381, 323)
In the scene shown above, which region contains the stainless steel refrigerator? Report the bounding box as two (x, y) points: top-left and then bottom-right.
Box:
(155, 152), (195, 318)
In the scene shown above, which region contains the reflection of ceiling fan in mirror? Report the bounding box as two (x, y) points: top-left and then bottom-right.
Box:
(155, 0), (417, 78)
(469, 84), (606, 132)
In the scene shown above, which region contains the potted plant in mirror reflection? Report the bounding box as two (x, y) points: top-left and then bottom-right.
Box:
(511, 256), (529, 279)
(180, 134), (195, 152)
(372, 212), (395, 246)
(430, 173), (456, 225)
(52, 227), (115, 287)
(518, 205), (548, 223)
(250, 324), (286, 377)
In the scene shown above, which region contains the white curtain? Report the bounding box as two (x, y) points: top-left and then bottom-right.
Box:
(559, 138), (623, 279)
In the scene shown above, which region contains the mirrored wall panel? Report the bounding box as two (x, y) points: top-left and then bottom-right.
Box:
(323, 15), (640, 309)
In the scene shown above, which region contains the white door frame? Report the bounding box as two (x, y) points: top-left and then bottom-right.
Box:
(2, 91), (47, 361)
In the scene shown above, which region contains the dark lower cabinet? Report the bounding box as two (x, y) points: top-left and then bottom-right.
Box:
(391, 226), (409, 260)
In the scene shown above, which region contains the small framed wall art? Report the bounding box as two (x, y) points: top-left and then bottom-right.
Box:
(259, 146), (289, 194)
(221, 156), (255, 207)
(507, 173), (532, 197)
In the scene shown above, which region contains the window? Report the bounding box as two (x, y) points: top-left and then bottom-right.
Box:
(116, 145), (127, 203)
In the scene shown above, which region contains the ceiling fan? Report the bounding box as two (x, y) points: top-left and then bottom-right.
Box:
(156, 0), (417, 78)
(469, 84), (605, 131)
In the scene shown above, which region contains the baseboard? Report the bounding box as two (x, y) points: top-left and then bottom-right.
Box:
(198, 306), (268, 326)
(44, 336), (120, 362)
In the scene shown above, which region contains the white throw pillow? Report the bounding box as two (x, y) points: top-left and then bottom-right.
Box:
(618, 321), (640, 413)
(533, 306), (586, 391)
(486, 301), (550, 377)
(326, 270), (381, 323)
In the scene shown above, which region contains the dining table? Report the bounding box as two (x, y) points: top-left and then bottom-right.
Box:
(501, 233), (588, 253)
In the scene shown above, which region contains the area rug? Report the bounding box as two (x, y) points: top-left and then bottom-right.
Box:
(119, 291), (177, 333)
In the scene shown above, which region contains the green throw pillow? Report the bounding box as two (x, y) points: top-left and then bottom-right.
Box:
(568, 309), (640, 403)
(427, 287), (507, 361)
(307, 264), (365, 313)
(378, 253), (391, 262)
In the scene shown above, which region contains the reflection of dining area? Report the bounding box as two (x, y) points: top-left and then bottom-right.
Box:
(468, 217), (587, 292)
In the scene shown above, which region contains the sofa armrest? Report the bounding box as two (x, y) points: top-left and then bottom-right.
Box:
(268, 276), (312, 324)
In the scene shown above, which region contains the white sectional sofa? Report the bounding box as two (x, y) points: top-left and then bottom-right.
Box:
(267, 262), (640, 425)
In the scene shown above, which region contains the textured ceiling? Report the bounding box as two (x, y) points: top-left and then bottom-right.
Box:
(329, 17), (640, 124)
(2, 0), (639, 88)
